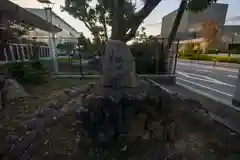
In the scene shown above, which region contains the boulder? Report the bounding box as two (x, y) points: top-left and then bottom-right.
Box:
(4, 79), (29, 101)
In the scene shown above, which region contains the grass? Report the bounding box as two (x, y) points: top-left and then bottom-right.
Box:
(207, 53), (240, 58)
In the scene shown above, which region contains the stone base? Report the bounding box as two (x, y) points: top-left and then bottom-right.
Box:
(91, 79), (153, 99)
(232, 99), (240, 107)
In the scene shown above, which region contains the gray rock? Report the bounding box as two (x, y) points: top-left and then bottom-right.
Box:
(64, 88), (77, 97)
(24, 118), (45, 131)
(48, 104), (61, 110)
(35, 108), (55, 118)
(76, 106), (89, 122)
(4, 79), (29, 101)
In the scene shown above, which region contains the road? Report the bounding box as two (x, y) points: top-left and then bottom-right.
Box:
(176, 61), (239, 104)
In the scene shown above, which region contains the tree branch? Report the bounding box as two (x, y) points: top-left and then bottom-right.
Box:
(165, 0), (187, 50)
(123, 0), (163, 41)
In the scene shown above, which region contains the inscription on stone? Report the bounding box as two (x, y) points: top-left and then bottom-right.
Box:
(102, 40), (137, 89)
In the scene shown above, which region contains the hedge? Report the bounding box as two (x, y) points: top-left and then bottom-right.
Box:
(179, 53), (240, 64)
(7, 61), (49, 85)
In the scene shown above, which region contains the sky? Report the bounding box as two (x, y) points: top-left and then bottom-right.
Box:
(10, 0), (240, 38)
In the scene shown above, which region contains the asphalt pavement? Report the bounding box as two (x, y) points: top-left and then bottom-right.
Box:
(176, 61), (239, 105)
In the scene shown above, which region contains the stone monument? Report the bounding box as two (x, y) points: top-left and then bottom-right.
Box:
(93, 40), (141, 97)
(78, 40), (160, 145)
(102, 40), (137, 89)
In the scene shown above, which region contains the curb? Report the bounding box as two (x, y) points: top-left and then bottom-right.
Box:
(148, 79), (240, 136)
(176, 82), (240, 112)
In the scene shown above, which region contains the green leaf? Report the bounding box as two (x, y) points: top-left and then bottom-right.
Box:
(187, 0), (218, 13)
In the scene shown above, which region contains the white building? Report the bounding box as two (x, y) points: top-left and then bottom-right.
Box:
(25, 8), (80, 45)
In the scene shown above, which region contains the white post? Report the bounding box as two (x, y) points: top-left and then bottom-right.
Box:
(30, 45), (33, 57)
(26, 45), (30, 60)
(21, 45), (25, 60)
(9, 45), (15, 61)
(45, 7), (58, 72)
(3, 47), (8, 62)
(16, 45), (20, 61)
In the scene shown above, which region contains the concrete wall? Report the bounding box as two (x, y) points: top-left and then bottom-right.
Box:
(187, 3), (228, 30)
(161, 10), (189, 39)
(161, 4), (228, 40)
(26, 8), (79, 44)
(220, 25), (240, 43)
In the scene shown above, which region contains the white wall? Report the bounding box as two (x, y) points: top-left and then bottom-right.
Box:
(26, 8), (79, 43)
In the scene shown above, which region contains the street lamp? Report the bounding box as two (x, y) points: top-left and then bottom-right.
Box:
(229, 32), (239, 57)
(37, 0), (58, 72)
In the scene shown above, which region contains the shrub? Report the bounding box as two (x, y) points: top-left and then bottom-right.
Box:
(198, 54), (213, 61)
(227, 57), (240, 64)
(135, 58), (168, 74)
(135, 58), (155, 74)
(179, 53), (240, 64)
(130, 42), (169, 74)
(8, 61), (49, 85)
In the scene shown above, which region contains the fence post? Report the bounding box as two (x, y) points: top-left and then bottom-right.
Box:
(155, 40), (159, 74)
(3, 45), (8, 62)
(9, 45), (15, 61)
(173, 40), (179, 74)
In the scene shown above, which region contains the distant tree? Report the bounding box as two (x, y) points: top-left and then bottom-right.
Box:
(133, 27), (148, 44)
(0, 12), (34, 61)
(57, 41), (75, 53)
(200, 20), (219, 43)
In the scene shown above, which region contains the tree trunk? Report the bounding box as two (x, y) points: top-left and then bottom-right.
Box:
(111, 0), (125, 40)
(160, 0), (187, 73)
(102, 14), (108, 41)
(165, 0), (187, 50)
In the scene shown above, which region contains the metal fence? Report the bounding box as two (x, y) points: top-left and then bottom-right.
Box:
(54, 37), (101, 75)
(0, 37), (179, 76)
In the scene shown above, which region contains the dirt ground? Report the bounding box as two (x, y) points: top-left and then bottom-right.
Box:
(0, 78), (240, 160)
(0, 78), (92, 155)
